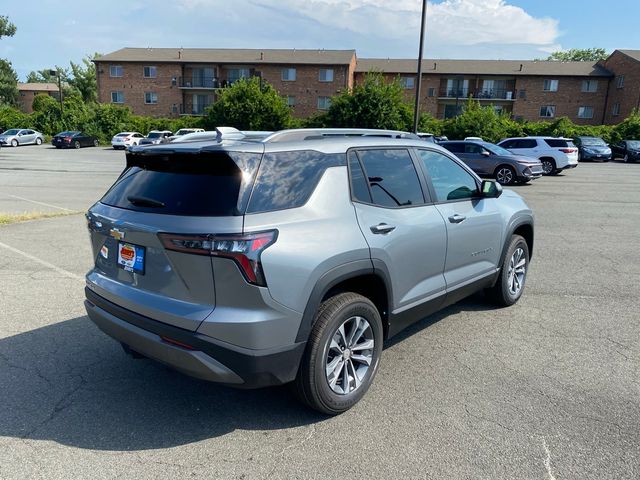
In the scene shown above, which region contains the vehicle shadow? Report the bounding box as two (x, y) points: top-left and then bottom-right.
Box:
(0, 316), (324, 451)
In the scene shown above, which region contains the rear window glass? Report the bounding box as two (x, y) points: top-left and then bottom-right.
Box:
(247, 150), (345, 213)
(100, 151), (261, 216)
(544, 139), (571, 148)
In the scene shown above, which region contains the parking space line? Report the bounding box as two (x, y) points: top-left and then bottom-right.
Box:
(0, 241), (84, 282)
(5, 194), (75, 212)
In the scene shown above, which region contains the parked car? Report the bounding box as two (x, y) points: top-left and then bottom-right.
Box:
(497, 136), (578, 175)
(440, 140), (543, 185)
(84, 127), (534, 414)
(173, 128), (205, 137)
(0, 128), (45, 147)
(417, 132), (437, 143)
(464, 136), (484, 141)
(111, 132), (145, 150)
(611, 140), (640, 163)
(573, 136), (611, 162)
(139, 130), (173, 146)
(52, 131), (99, 149)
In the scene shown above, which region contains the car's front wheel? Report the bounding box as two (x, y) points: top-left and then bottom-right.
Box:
(294, 292), (383, 415)
(486, 234), (529, 307)
(10, 139), (18, 147)
(495, 165), (516, 185)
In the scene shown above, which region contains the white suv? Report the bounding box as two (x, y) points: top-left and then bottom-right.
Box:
(497, 137), (578, 175)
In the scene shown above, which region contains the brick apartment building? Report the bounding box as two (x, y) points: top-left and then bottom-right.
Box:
(94, 48), (356, 119)
(94, 48), (640, 125)
(17, 83), (60, 114)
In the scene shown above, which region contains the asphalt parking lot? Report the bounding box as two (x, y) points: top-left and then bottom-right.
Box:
(1, 144), (639, 479)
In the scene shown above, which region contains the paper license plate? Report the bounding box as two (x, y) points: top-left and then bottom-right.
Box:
(117, 242), (145, 274)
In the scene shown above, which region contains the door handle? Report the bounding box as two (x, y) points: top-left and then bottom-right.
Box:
(370, 223), (396, 234)
(448, 214), (466, 224)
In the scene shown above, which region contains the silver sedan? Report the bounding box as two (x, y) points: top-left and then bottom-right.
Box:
(0, 128), (45, 147)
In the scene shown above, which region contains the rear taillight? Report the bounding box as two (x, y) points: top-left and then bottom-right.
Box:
(158, 230), (277, 286)
(560, 148), (576, 153)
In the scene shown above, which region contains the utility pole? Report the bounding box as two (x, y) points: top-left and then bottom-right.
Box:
(49, 68), (63, 120)
(412, 0), (428, 133)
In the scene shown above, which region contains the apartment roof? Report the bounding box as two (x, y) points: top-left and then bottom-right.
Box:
(18, 82), (59, 92)
(617, 49), (640, 62)
(95, 48), (356, 65)
(356, 59), (612, 77)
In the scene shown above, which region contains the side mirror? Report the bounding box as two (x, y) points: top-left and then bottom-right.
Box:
(481, 180), (503, 198)
(481, 150), (490, 156)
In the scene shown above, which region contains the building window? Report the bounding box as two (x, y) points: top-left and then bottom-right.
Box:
(427, 87), (435, 97)
(581, 79), (598, 92)
(286, 95), (296, 107)
(317, 96), (331, 110)
(281, 68), (296, 81)
(228, 68), (251, 83)
(400, 77), (415, 89)
(143, 66), (157, 78)
(612, 102), (620, 116)
(518, 89), (527, 99)
(111, 91), (124, 104)
(539, 105), (555, 118)
(577, 106), (593, 119)
(110, 65), (123, 78)
(617, 75), (625, 88)
(144, 92), (158, 104)
(543, 79), (558, 92)
(319, 69), (334, 82)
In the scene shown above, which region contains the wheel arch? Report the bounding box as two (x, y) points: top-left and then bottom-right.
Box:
(295, 263), (391, 343)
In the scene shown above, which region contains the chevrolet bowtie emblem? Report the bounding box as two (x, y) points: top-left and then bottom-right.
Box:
(110, 228), (125, 241)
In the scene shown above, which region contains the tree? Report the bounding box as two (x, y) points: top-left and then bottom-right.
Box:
(0, 16), (16, 39)
(546, 48), (608, 62)
(68, 54), (98, 103)
(320, 72), (412, 130)
(26, 69), (60, 84)
(0, 59), (18, 106)
(203, 77), (292, 130)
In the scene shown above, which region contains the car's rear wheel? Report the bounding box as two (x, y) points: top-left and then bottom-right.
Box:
(93, 139), (99, 147)
(624, 153), (629, 163)
(486, 234), (529, 307)
(540, 158), (556, 175)
(293, 292), (383, 415)
(35, 137), (42, 145)
(10, 139), (18, 147)
(495, 165), (516, 185)
(74, 141), (81, 149)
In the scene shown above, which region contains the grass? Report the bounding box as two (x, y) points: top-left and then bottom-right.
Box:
(0, 211), (82, 226)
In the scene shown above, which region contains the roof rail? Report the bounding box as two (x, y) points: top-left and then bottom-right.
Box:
(262, 128), (420, 143)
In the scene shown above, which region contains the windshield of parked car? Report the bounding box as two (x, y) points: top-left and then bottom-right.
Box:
(4, 129), (20, 135)
(580, 137), (606, 146)
(627, 141), (640, 149)
(481, 142), (514, 156)
(147, 132), (164, 138)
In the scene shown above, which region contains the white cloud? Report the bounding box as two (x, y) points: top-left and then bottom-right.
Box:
(176, 0), (560, 54)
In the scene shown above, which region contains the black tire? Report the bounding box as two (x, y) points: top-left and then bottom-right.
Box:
(624, 153), (629, 163)
(35, 137), (42, 145)
(494, 165), (516, 185)
(74, 141), (81, 149)
(293, 292), (383, 415)
(485, 234), (530, 307)
(485, 235), (529, 307)
(540, 158), (556, 175)
(10, 139), (18, 147)
(93, 139), (99, 147)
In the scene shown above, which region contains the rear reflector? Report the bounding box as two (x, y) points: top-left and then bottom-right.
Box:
(160, 336), (195, 350)
(158, 230), (277, 286)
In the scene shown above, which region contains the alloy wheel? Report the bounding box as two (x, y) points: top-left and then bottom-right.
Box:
(542, 160), (554, 174)
(507, 247), (526, 296)
(325, 316), (374, 395)
(496, 168), (514, 185)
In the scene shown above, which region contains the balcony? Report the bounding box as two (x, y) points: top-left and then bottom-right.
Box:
(178, 76), (221, 89)
(438, 88), (515, 100)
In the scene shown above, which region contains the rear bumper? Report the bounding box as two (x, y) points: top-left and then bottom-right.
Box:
(85, 287), (306, 388)
(561, 163), (578, 170)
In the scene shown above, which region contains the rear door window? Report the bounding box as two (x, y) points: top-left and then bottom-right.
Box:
(354, 149), (425, 208)
(101, 151), (262, 216)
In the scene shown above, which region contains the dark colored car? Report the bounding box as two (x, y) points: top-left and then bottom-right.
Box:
(574, 136), (611, 162)
(440, 140), (544, 185)
(611, 140), (640, 163)
(52, 131), (99, 149)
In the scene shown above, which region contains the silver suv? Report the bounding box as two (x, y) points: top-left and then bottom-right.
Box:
(85, 128), (534, 414)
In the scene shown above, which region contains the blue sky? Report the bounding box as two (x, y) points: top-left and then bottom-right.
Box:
(2, 0), (639, 80)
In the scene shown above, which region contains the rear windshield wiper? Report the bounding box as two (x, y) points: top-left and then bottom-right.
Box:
(127, 195), (165, 208)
